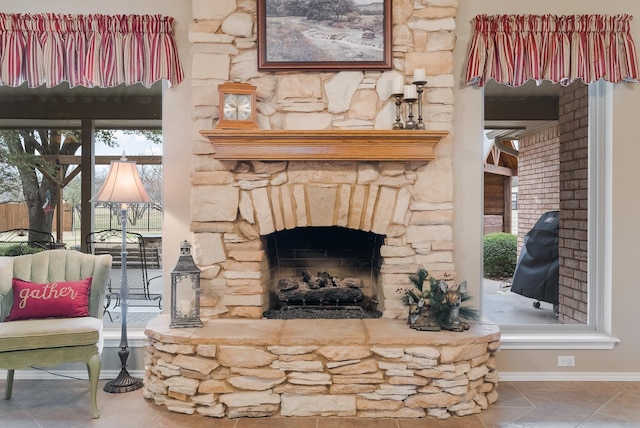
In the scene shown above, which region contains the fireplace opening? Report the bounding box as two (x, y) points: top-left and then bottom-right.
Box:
(262, 226), (384, 319)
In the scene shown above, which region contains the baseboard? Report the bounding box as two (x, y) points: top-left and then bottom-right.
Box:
(0, 369), (145, 381)
(103, 328), (147, 348)
(499, 372), (640, 381)
(3, 369), (640, 382)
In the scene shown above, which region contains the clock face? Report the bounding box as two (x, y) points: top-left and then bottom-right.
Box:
(223, 93), (252, 121)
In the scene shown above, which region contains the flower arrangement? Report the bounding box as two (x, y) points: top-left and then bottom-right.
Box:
(401, 268), (479, 331)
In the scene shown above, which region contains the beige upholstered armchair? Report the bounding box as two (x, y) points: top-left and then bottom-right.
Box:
(0, 250), (112, 418)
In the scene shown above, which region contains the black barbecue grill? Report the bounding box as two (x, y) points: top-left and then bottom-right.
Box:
(510, 210), (560, 316)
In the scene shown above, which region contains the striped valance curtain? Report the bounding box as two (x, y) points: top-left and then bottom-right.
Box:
(0, 13), (184, 89)
(465, 14), (639, 87)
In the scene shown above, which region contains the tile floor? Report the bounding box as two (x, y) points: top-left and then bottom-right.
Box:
(1, 378), (640, 427)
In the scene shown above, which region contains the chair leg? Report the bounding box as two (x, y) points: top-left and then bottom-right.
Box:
(4, 369), (14, 399)
(87, 354), (101, 418)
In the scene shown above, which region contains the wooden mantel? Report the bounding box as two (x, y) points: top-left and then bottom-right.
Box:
(200, 129), (448, 161)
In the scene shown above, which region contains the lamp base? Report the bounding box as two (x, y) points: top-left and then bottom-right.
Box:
(103, 368), (143, 393)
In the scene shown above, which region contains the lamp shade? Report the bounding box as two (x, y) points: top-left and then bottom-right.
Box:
(91, 157), (151, 204)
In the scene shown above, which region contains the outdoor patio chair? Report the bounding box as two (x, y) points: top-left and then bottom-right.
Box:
(0, 228), (56, 256)
(85, 229), (162, 318)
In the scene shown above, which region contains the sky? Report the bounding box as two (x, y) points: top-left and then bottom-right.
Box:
(95, 131), (162, 157)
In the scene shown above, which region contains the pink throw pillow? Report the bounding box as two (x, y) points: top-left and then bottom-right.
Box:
(5, 277), (92, 321)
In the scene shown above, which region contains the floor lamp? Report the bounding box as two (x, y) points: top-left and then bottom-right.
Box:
(91, 154), (151, 393)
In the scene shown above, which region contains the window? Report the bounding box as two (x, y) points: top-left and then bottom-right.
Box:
(482, 80), (618, 350)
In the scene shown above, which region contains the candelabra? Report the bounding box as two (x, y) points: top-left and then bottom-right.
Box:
(391, 69), (428, 130)
(392, 93), (404, 129)
(404, 96), (418, 129)
(413, 80), (427, 129)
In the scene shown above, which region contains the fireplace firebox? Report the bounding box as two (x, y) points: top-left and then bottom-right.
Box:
(262, 227), (384, 319)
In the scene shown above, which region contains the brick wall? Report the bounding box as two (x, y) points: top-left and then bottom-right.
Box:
(558, 81), (589, 324)
(516, 124), (560, 251)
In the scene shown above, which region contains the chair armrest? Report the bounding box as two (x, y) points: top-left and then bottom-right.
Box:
(147, 275), (162, 294)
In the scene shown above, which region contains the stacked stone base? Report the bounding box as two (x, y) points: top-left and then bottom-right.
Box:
(144, 316), (500, 419)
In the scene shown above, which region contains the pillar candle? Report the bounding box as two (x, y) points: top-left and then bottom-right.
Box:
(413, 68), (426, 82)
(177, 299), (192, 315)
(404, 84), (417, 100)
(392, 75), (404, 94)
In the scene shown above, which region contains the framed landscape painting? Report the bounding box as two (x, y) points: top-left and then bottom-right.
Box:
(257, 0), (392, 71)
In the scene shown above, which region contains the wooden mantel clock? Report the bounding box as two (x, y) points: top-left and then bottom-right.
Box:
(216, 81), (259, 129)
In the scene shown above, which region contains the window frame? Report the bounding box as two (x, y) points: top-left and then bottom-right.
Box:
(495, 81), (619, 350)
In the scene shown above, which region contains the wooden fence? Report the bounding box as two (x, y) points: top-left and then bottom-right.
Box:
(0, 203), (72, 231)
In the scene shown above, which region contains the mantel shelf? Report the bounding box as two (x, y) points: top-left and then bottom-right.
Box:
(200, 129), (448, 161)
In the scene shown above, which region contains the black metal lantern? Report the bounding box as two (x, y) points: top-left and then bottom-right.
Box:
(170, 240), (203, 328)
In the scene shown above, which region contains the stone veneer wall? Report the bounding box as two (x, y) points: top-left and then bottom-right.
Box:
(189, 0), (458, 320)
(144, 317), (500, 420)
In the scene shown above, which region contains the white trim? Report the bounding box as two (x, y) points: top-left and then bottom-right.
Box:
(499, 372), (640, 382)
(591, 80), (614, 335)
(500, 331), (619, 350)
(103, 327), (147, 348)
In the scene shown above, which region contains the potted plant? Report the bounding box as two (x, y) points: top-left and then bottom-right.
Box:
(402, 268), (479, 331)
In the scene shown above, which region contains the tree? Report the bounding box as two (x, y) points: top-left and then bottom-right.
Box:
(138, 163), (163, 210)
(93, 162), (163, 227)
(280, 0), (309, 17)
(0, 128), (161, 238)
(273, 0), (356, 21)
(306, 0), (355, 21)
(0, 141), (22, 202)
(1, 130), (79, 235)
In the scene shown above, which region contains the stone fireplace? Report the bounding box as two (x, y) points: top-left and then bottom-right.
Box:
(192, 129), (452, 320)
(151, 130), (502, 420)
(143, 0), (500, 420)
(186, 0), (461, 320)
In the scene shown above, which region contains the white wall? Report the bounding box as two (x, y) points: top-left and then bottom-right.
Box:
(6, 0), (640, 377)
(454, 0), (640, 375)
(0, 0), (192, 298)
(1, 0), (193, 373)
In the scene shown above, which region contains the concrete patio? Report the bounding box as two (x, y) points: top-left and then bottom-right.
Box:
(481, 279), (559, 325)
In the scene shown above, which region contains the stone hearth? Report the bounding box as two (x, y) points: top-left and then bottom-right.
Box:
(144, 316), (500, 419)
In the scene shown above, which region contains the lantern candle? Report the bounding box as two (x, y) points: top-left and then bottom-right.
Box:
(177, 299), (192, 316)
(404, 84), (417, 100)
(170, 240), (203, 328)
